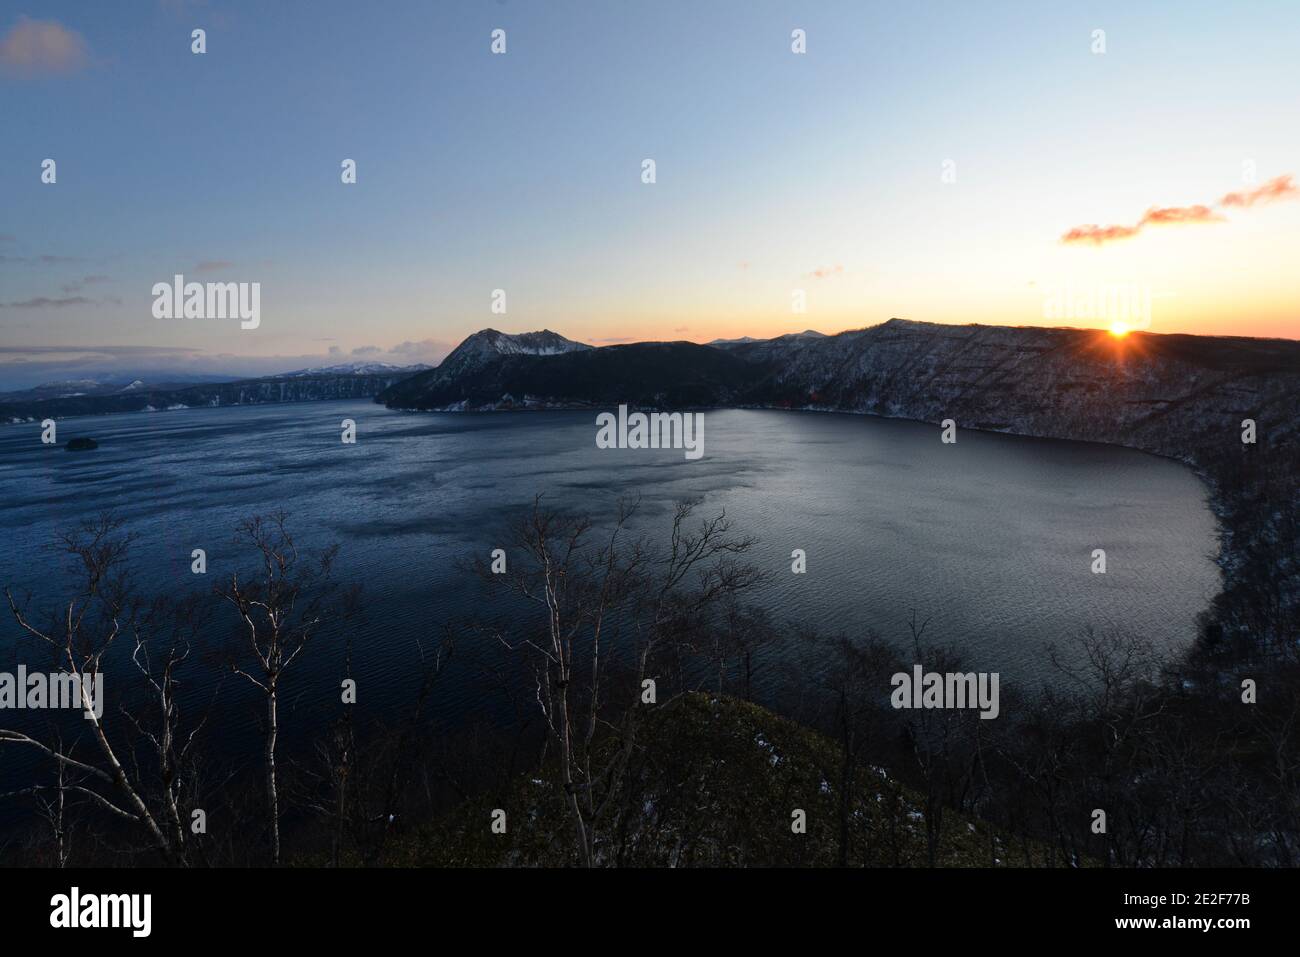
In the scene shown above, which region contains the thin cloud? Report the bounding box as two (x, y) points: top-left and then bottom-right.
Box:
(1220, 174), (1299, 208)
(0, 253), (83, 265)
(1060, 224), (1141, 245)
(194, 260), (235, 273)
(0, 16), (92, 77)
(1, 296), (94, 309)
(1062, 174), (1297, 246)
(0, 345), (194, 356)
(61, 274), (112, 293)
(388, 338), (452, 362)
(1140, 204), (1222, 226)
(804, 264), (844, 279)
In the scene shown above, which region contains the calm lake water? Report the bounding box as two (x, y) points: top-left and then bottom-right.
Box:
(0, 400), (1220, 779)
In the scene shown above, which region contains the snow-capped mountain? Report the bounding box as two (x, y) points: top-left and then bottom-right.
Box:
(709, 329), (825, 346)
(382, 329), (592, 404)
(380, 319), (1300, 470)
(442, 329), (590, 368)
(274, 361), (431, 378)
(483, 329), (589, 356)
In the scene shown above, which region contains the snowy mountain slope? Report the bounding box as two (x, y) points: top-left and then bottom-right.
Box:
(275, 362), (431, 378)
(384, 319), (1299, 459)
(723, 318), (1300, 462)
(380, 329), (592, 405)
(379, 317), (1299, 655)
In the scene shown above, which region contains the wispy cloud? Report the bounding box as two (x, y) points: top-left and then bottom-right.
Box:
(309, 339), (452, 365)
(1220, 174), (1300, 208)
(1062, 174), (1297, 246)
(388, 338), (452, 361)
(193, 260), (236, 273)
(1060, 224), (1142, 245)
(804, 264), (844, 279)
(1140, 204), (1222, 226)
(0, 16), (91, 78)
(60, 274), (112, 293)
(1, 296), (94, 309)
(0, 345), (194, 356)
(0, 253), (84, 265)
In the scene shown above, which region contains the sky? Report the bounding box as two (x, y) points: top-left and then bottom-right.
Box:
(2, 0), (1299, 389)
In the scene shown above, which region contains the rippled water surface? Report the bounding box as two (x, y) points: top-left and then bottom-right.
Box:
(0, 401), (1221, 766)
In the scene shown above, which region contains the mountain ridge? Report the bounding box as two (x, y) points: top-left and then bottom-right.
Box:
(379, 320), (1300, 447)
(376, 317), (1299, 658)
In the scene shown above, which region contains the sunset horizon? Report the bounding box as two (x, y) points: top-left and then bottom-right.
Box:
(4, 1), (1299, 391)
(2, 0), (1297, 927)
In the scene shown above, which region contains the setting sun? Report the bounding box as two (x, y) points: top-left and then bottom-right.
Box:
(1109, 321), (1132, 338)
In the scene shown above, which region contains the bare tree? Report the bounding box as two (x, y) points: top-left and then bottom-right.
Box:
(480, 496), (760, 866)
(1, 515), (200, 865)
(711, 601), (779, 701)
(295, 626), (455, 866)
(1048, 627), (1164, 866)
(216, 511), (353, 866)
(812, 629), (898, 866)
(896, 611), (989, 867)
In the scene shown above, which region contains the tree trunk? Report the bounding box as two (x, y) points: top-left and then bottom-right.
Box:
(266, 680), (281, 866)
(557, 682), (592, 867)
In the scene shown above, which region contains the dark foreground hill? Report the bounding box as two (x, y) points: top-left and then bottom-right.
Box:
(393, 693), (1053, 867)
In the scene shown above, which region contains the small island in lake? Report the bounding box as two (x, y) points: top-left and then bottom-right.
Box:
(65, 437), (99, 451)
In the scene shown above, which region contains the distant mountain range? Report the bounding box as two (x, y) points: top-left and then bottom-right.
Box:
(376, 320), (1300, 660)
(0, 373), (237, 404)
(7, 322), (1299, 462)
(273, 361), (432, 378)
(708, 330), (826, 345)
(378, 319), (1300, 462)
(0, 366), (430, 422)
(5, 320), (1291, 676)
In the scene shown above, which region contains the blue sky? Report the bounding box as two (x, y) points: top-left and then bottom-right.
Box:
(2, 0), (1298, 389)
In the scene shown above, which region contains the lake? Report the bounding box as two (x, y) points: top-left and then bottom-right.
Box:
(0, 400), (1221, 770)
